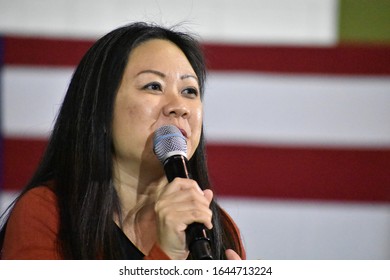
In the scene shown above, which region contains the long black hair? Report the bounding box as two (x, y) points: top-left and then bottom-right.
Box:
(0, 22), (244, 259)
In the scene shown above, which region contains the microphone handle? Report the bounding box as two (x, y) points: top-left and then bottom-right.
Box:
(163, 155), (213, 260)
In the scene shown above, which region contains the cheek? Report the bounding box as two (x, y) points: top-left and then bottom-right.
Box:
(194, 104), (203, 132)
(188, 107), (203, 158)
(112, 100), (154, 156)
(194, 109), (203, 139)
(120, 98), (157, 129)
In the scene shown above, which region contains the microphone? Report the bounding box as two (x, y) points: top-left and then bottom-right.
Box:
(153, 125), (213, 260)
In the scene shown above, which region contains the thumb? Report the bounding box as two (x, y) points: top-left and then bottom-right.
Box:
(203, 189), (213, 204)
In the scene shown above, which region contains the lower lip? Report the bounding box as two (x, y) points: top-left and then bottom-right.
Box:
(179, 129), (188, 138)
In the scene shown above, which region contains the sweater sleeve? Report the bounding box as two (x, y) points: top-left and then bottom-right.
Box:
(2, 186), (62, 259)
(220, 208), (247, 260)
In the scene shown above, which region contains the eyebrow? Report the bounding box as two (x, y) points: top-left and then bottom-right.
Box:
(136, 70), (198, 82)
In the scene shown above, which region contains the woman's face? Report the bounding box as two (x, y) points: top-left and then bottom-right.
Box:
(112, 39), (203, 173)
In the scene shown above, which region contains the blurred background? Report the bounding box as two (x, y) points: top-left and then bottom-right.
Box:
(0, 0), (389, 259)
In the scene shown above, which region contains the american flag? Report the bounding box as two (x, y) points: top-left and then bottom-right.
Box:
(1, 0), (389, 259)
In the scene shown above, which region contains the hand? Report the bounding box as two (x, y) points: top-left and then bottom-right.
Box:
(155, 178), (213, 259)
(225, 249), (242, 260)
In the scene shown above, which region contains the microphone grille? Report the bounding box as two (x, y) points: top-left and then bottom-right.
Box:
(153, 125), (187, 163)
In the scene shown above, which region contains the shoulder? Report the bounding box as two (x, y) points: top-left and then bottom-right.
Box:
(14, 186), (58, 216)
(218, 206), (247, 260)
(219, 207), (240, 234)
(7, 185), (59, 234)
(2, 185), (61, 259)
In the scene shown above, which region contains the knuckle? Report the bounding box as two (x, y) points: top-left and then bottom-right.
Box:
(191, 210), (201, 219)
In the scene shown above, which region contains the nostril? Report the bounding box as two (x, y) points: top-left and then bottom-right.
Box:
(166, 107), (189, 118)
(162, 95), (190, 118)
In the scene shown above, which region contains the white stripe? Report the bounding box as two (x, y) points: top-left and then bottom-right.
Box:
(220, 197), (390, 259)
(3, 67), (72, 137)
(0, 0), (337, 45)
(4, 67), (390, 147)
(204, 72), (390, 147)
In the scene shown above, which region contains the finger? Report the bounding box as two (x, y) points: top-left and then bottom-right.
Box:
(225, 249), (242, 260)
(203, 189), (213, 204)
(158, 200), (213, 229)
(155, 181), (214, 230)
(157, 189), (211, 212)
(159, 178), (203, 197)
(157, 181), (211, 211)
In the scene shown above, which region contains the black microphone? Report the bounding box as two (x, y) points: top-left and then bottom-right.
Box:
(153, 125), (213, 260)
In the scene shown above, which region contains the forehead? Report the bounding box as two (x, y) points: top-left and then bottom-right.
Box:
(127, 39), (194, 71)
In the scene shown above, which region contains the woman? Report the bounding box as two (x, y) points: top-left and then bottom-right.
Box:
(0, 22), (245, 260)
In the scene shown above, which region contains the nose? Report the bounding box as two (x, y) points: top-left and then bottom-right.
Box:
(162, 94), (190, 119)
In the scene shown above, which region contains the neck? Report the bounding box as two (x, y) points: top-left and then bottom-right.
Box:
(112, 157), (166, 254)
(112, 156), (167, 217)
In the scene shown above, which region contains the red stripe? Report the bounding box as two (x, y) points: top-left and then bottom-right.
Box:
(4, 36), (390, 75)
(207, 144), (390, 203)
(204, 43), (390, 75)
(4, 138), (47, 190)
(3, 138), (390, 202)
(4, 36), (93, 67)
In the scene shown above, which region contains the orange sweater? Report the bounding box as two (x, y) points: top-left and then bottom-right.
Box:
(2, 186), (170, 259)
(2, 186), (245, 260)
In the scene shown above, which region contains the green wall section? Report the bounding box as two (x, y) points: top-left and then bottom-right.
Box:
(339, 0), (390, 44)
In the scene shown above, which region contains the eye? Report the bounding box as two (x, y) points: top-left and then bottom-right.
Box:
(182, 87), (199, 98)
(142, 82), (162, 92)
